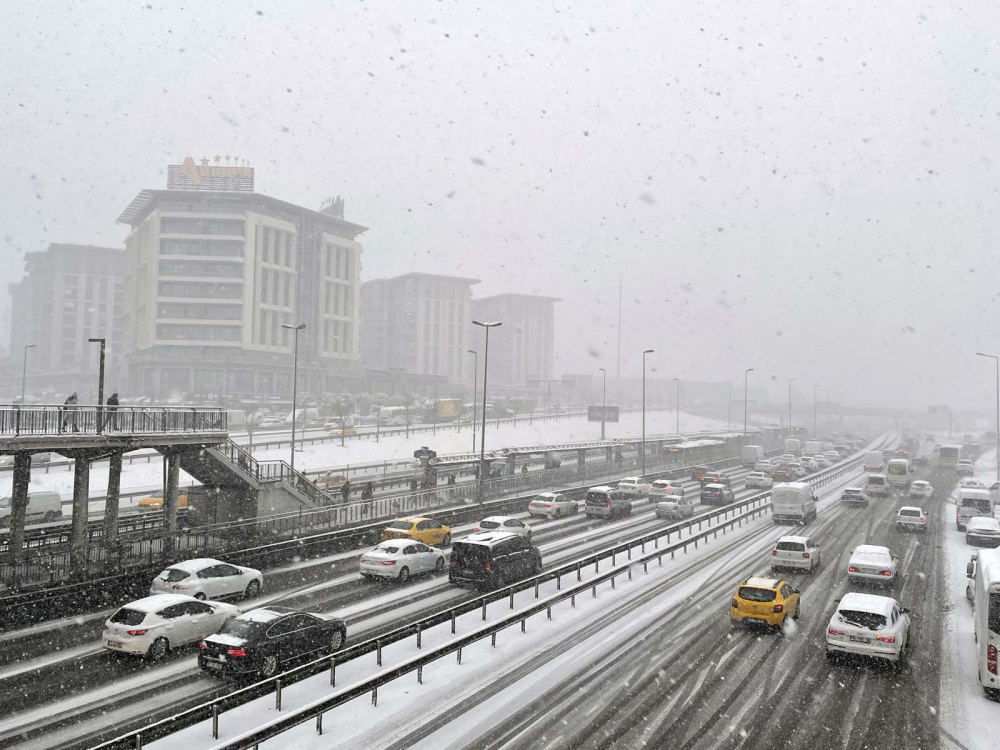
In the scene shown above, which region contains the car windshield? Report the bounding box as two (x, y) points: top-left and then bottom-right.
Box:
(220, 619), (267, 640)
(451, 543), (489, 568)
(776, 542), (805, 551)
(899, 510), (921, 517)
(838, 609), (887, 630)
(961, 499), (991, 513)
(386, 521), (414, 531)
(109, 608), (146, 626)
(159, 569), (189, 583)
(737, 587), (776, 602)
(374, 545), (400, 555)
(479, 520), (500, 529)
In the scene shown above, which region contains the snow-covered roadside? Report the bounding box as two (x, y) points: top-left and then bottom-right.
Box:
(938, 451), (1000, 750)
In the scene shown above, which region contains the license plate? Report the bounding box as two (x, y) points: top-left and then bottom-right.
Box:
(849, 636), (871, 643)
(745, 617), (766, 625)
(203, 660), (223, 670)
(106, 640), (123, 648)
(861, 568), (879, 574)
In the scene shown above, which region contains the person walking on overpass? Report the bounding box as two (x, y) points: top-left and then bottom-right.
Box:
(103, 392), (119, 431)
(60, 391), (79, 433)
(340, 478), (351, 504)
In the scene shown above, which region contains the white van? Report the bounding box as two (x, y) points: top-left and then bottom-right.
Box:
(885, 458), (911, 490)
(0, 491), (63, 524)
(784, 438), (802, 456)
(957, 488), (994, 531)
(771, 482), (818, 525)
(866, 474), (889, 497)
(284, 407), (319, 425)
(863, 451), (884, 472)
(968, 548), (1000, 696)
(741, 445), (765, 467)
(804, 440), (823, 456)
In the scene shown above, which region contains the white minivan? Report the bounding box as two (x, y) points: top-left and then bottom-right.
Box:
(885, 459), (911, 490)
(0, 491), (63, 524)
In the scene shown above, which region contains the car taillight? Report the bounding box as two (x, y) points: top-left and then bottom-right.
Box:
(473, 528), (480, 533)
(881, 570), (892, 576)
(485, 561), (491, 573)
(771, 550), (777, 556)
(731, 599), (738, 609)
(227, 648), (247, 657)
(828, 627), (844, 635)
(896, 516), (901, 521)
(848, 566), (857, 573)
(802, 552), (810, 559)
(989, 644), (998, 675)
(920, 518), (925, 523)
(199, 642), (207, 649)
(127, 629), (148, 636)
(875, 635), (895, 643)
(607, 501), (611, 508)
(380, 560), (396, 566)
(773, 604), (784, 613)
(102, 624), (108, 631)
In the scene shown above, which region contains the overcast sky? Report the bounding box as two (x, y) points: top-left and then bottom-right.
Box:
(2, 1), (999, 411)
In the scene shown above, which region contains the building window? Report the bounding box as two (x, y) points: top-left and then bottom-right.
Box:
(157, 324), (241, 341)
(160, 239), (243, 257)
(159, 260), (243, 278)
(157, 303), (242, 320)
(158, 281), (242, 299)
(160, 217), (245, 236)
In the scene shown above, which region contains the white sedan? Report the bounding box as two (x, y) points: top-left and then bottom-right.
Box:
(813, 455), (831, 468)
(617, 477), (650, 497)
(960, 477), (987, 489)
(528, 492), (579, 519)
(648, 479), (686, 499)
(474, 515), (532, 539)
(847, 544), (899, 587)
(825, 592), (910, 663)
(102, 594), (239, 661)
(149, 558), (263, 601)
(360, 540), (445, 582)
(908, 480), (933, 500)
(744, 471), (773, 490)
(966, 517), (1000, 547)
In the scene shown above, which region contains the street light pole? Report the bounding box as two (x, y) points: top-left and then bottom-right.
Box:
(467, 349), (478, 454)
(88, 337), (106, 433)
(473, 320), (502, 500)
(281, 323), (306, 474)
(788, 378), (797, 434)
(813, 384), (820, 437)
(20, 344), (35, 404)
(598, 367), (607, 439)
(642, 350), (654, 476)
(744, 368), (754, 444)
(673, 377), (680, 435)
(976, 352), (1000, 483)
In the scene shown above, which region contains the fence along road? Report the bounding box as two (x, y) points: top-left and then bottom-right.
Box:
(87, 437), (885, 750)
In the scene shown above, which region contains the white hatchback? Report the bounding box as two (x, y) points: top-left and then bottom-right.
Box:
(617, 477), (650, 498)
(826, 592), (910, 663)
(359, 540), (445, 582)
(895, 506), (927, 532)
(527, 492), (579, 519)
(149, 558), (263, 601)
(908, 480), (933, 500)
(745, 471), (773, 490)
(771, 535), (822, 573)
(648, 479), (686, 499)
(102, 594), (238, 660)
(474, 515), (532, 539)
(847, 544), (899, 586)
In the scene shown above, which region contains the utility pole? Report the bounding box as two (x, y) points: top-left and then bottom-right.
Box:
(616, 276), (622, 407)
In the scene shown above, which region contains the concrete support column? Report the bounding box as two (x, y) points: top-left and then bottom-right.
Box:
(605, 447), (613, 466)
(577, 449), (587, 481)
(506, 454), (516, 476)
(163, 453), (180, 554)
(103, 452), (123, 551)
(69, 456), (91, 578)
(6, 453), (32, 575)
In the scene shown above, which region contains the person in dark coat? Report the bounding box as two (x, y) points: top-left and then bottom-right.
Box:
(340, 479), (351, 503)
(60, 392), (79, 432)
(103, 392), (119, 431)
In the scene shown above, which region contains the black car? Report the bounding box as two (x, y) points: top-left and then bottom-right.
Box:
(700, 484), (736, 505)
(199, 606), (346, 680)
(449, 532), (542, 590)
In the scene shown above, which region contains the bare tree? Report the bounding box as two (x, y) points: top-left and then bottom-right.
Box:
(334, 396), (352, 447)
(399, 386), (412, 439)
(245, 409), (262, 454)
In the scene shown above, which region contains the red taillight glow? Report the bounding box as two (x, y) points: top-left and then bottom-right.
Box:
(920, 518), (925, 523)
(988, 644), (998, 675)
(881, 570), (892, 576)
(848, 566), (858, 573)
(771, 550), (777, 556)
(802, 552), (810, 559)
(896, 516), (901, 521)
(875, 635), (895, 643)
(379, 560), (396, 566)
(773, 604), (784, 613)
(485, 562), (491, 573)
(731, 599), (738, 609)
(199, 642), (206, 649)
(227, 648), (247, 657)
(127, 629), (148, 636)
(828, 627), (844, 635)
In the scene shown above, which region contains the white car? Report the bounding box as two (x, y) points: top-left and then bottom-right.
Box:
(847, 544), (899, 586)
(825, 592), (910, 663)
(149, 558), (263, 601)
(840, 488), (869, 507)
(771, 535), (821, 573)
(617, 477), (650, 498)
(813, 454), (831, 468)
(908, 480), (933, 500)
(786, 462), (807, 478)
(799, 457), (819, 472)
(957, 459), (975, 476)
(824, 450), (841, 464)
(966, 517), (1000, 547)
(960, 477), (987, 490)
(895, 506), (926, 532)
(648, 479), (686, 499)
(745, 471), (773, 490)
(359, 540), (445, 582)
(527, 492), (579, 519)
(102, 594), (239, 661)
(654, 495), (697, 519)
(473, 515), (531, 539)
(754, 460), (776, 472)
(778, 454), (796, 463)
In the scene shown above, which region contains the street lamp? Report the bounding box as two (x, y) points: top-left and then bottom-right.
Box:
(788, 378), (797, 434)
(976, 352), (1000, 483)
(672, 377), (680, 435)
(473, 320), (501, 499)
(281, 323), (306, 473)
(642, 350), (654, 476)
(744, 368), (754, 443)
(467, 349), (478, 454)
(88, 338), (106, 433)
(598, 367), (607, 439)
(813, 384), (820, 437)
(20, 344), (35, 405)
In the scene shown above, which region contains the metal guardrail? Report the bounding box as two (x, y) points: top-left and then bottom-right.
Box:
(0, 405), (227, 437)
(89, 440), (874, 750)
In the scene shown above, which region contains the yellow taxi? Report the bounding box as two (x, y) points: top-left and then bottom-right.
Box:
(730, 575), (800, 631)
(381, 517), (452, 547)
(314, 473), (349, 492)
(137, 493), (188, 512)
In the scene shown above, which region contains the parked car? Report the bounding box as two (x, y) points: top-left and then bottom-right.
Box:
(770, 535), (821, 573)
(655, 495), (697, 520)
(527, 492), (578, 519)
(909, 480), (933, 500)
(895, 506), (927, 532)
(359, 540), (445, 582)
(729, 575), (800, 632)
(847, 545), (899, 587)
(840, 488), (869, 508)
(648, 479), (686, 499)
(448, 532), (542, 589)
(473, 515), (532, 540)
(745, 471), (773, 490)
(381, 517), (452, 547)
(199, 606), (347, 679)
(825, 593), (910, 663)
(965, 517), (1000, 547)
(149, 558), (263, 601)
(102, 594), (239, 661)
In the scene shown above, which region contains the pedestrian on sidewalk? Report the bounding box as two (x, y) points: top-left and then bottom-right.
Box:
(340, 478), (351, 504)
(60, 392), (79, 432)
(102, 392), (119, 431)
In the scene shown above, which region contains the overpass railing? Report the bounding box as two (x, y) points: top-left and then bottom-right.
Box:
(0, 405), (227, 437)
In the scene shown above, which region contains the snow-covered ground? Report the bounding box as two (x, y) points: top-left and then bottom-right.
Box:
(0, 410), (730, 510)
(938, 450), (1000, 750)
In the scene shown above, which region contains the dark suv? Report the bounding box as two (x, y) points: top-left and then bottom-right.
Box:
(699, 471), (732, 487)
(448, 532), (542, 590)
(700, 484), (736, 505)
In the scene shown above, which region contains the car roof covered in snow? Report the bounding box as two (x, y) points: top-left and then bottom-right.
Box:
(842, 487), (864, 493)
(898, 506), (923, 513)
(968, 517), (1000, 530)
(776, 535), (810, 545)
(461, 531), (522, 546)
(742, 576), (781, 589)
(851, 544), (891, 558)
(164, 558), (223, 573)
(481, 516), (517, 524)
(237, 607), (295, 623)
(118, 594), (202, 613)
(837, 592), (896, 616)
(588, 485), (614, 493)
(702, 483), (727, 490)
